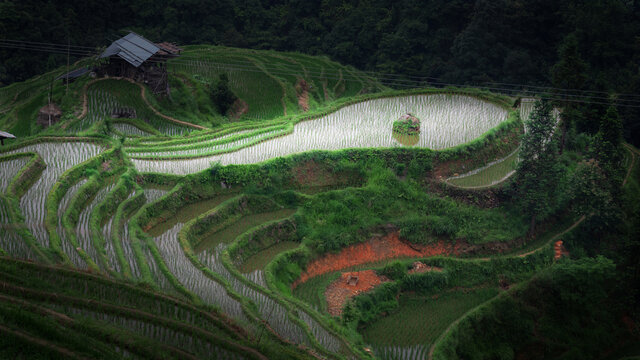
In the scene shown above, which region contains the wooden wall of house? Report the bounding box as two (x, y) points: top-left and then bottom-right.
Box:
(98, 58), (169, 95)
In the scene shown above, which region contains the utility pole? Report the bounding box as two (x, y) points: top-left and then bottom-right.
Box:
(66, 37), (70, 95)
(49, 77), (53, 127)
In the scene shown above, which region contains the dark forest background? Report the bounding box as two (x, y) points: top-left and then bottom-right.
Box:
(1, 0), (640, 143)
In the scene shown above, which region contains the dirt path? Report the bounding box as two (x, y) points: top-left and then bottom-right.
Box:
(75, 77), (207, 130)
(296, 78), (310, 112)
(75, 78), (95, 120)
(513, 215), (585, 258)
(332, 69), (344, 97)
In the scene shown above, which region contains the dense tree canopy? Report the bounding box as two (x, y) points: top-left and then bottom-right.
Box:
(0, 0), (639, 144)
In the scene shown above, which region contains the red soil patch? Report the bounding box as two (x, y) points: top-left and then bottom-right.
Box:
(292, 232), (461, 288)
(296, 78), (310, 112)
(325, 270), (389, 316)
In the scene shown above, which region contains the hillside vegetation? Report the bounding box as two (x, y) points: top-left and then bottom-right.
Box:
(0, 45), (385, 138)
(0, 42), (638, 360)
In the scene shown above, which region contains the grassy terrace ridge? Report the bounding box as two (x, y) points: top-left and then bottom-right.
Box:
(0, 45), (387, 148)
(125, 121), (287, 148)
(130, 182), (351, 357)
(126, 124), (290, 158)
(0, 258), (278, 360)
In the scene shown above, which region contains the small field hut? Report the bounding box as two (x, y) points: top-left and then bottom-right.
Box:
(0, 130), (16, 146)
(98, 32), (181, 95)
(37, 103), (62, 128)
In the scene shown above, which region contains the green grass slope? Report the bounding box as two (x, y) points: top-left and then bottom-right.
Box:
(162, 45), (386, 123)
(0, 45), (386, 143)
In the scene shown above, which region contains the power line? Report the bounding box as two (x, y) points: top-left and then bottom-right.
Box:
(0, 38), (98, 50)
(2, 39), (640, 108)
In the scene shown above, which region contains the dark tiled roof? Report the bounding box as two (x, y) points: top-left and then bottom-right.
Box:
(156, 42), (183, 55)
(100, 33), (160, 67)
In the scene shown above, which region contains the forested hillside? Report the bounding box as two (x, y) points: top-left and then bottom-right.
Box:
(0, 0), (636, 84)
(3, 0), (639, 144)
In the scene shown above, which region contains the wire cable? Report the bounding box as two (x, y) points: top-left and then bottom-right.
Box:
(2, 39), (640, 108)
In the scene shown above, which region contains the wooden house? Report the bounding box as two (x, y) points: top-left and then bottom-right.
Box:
(98, 33), (181, 95)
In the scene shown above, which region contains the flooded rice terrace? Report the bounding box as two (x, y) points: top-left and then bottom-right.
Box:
(133, 94), (509, 174)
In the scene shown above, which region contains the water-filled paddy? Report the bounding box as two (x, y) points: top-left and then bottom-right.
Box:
(238, 241), (299, 273)
(194, 208), (296, 252)
(6, 142), (104, 248)
(133, 94), (509, 174)
(447, 148), (520, 188)
(146, 194), (238, 237)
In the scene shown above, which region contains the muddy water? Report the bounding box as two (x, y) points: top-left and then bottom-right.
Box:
(195, 208), (296, 253)
(238, 241), (300, 273)
(146, 193), (238, 237)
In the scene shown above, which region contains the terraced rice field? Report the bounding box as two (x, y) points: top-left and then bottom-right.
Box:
(363, 288), (499, 358)
(0, 197), (36, 260)
(293, 272), (340, 315)
(128, 127), (287, 159)
(0, 156), (28, 193)
(75, 80), (193, 136)
(168, 46), (382, 120)
(8, 142), (104, 248)
(0, 68), (533, 359)
(194, 208), (296, 252)
(238, 241), (300, 273)
(447, 147), (520, 188)
(112, 122), (152, 137)
(154, 223), (247, 320)
(58, 180), (89, 268)
(133, 94), (509, 174)
(444, 99), (559, 189)
(198, 242), (315, 347)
